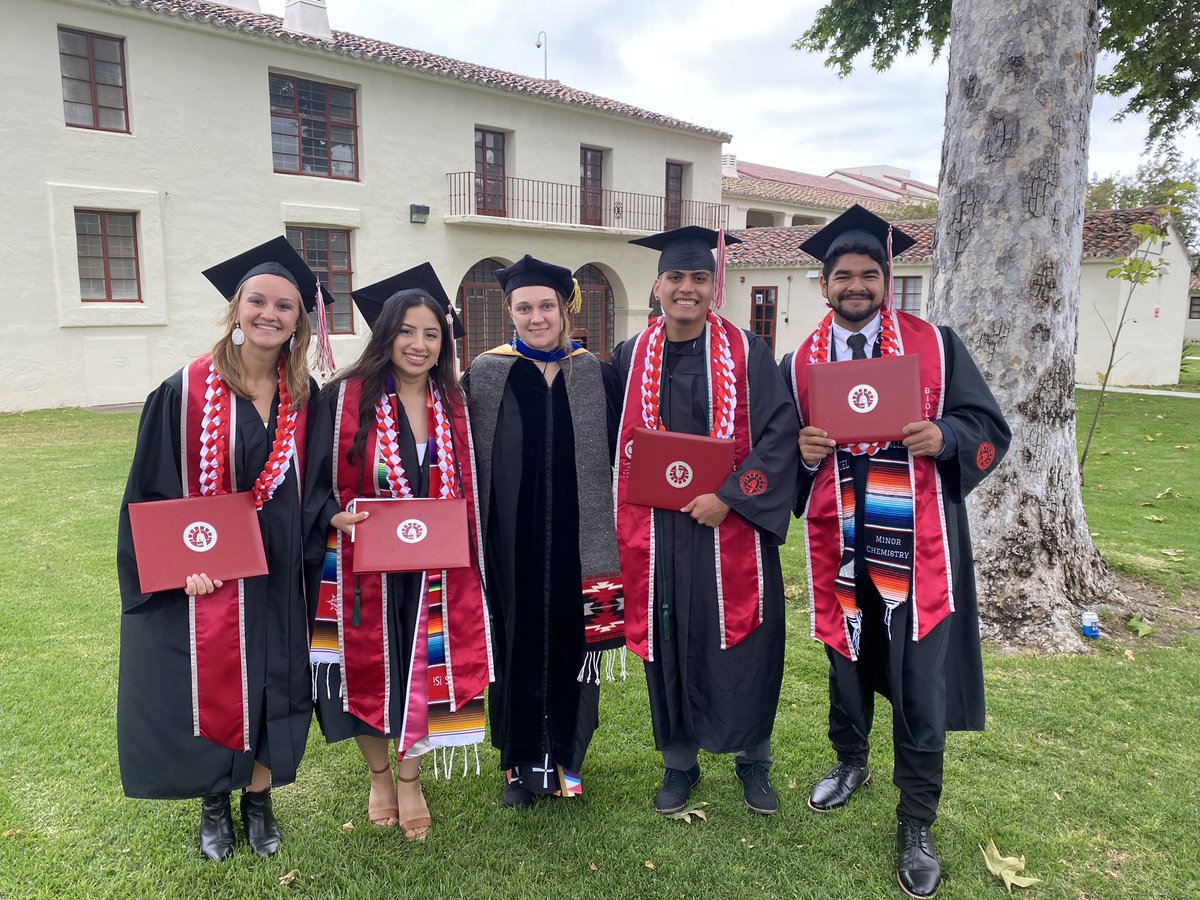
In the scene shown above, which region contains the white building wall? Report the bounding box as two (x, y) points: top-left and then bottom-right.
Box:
(3, 0), (723, 411)
(724, 251), (1188, 387)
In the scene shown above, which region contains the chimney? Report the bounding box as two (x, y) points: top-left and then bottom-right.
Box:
(220, 1), (261, 11)
(284, 0), (332, 40)
(721, 153), (738, 178)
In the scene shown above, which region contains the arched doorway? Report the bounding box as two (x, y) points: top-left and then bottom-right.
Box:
(457, 258), (508, 366)
(572, 264), (615, 359)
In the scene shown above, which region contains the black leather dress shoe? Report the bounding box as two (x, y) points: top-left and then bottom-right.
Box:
(734, 761), (779, 815)
(653, 764), (701, 814)
(807, 761), (870, 812)
(198, 792), (234, 862)
(240, 788), (281, 857)
(896, 820), (942, 898)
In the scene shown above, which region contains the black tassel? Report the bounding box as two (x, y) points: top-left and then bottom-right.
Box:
(352, 579), (362, 628)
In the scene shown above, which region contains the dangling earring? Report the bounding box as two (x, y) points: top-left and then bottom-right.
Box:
(231, 323), (246, 346)
(288, 332), (296, 351)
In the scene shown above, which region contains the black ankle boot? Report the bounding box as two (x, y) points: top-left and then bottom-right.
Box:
(198, 792), (234, 862)
(240, 788), (281, 857)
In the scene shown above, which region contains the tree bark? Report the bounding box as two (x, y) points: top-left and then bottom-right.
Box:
(929, 0), (1117, 648)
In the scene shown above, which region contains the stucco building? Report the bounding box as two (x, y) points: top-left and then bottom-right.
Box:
(3, 0), (728, 411)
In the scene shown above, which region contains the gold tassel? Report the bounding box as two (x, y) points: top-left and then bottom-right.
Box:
(569, 278), (583, 314)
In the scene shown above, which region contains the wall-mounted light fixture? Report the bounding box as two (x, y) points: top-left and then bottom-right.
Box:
(410, 204), (430, 224)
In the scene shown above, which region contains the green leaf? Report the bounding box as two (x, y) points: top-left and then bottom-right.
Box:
(1127, 617), (1153, 637)
(665, 800), (709, 823)
(981, 839), (1042, 893)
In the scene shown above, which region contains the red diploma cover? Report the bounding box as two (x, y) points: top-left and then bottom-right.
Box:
(351, 497), (470, 574)
(807, 354), (922, 444)
(625, 426), (736, 510)
(127, 492), (267, 593)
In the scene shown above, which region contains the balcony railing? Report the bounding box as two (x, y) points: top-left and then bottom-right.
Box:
(447, 172), (728, 231)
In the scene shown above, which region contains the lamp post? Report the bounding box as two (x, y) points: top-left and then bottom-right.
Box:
(535, 31), (547, 80)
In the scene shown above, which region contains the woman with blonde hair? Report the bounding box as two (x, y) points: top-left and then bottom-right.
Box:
(465, 255), (623, 808)
(307, 264), (493, 840)
(117, 236), (335, 861)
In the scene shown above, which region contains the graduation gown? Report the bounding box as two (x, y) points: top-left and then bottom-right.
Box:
(305, 383), (432, 743)
(611, 331), (799, 754)
(466, 355), (621, 776)
(784, 325), (1011, 750)
(116, 370), (319, 799)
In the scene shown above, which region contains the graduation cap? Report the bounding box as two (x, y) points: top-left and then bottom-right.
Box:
(202, 235), (326, 312)
(629, 226), (741, 309)
(494, 254), (582, 313)
(798, 204), (916, 263)
(202, 235), (336, 370)
(351, 262), (465, 340)
(629, 225), (742, 274)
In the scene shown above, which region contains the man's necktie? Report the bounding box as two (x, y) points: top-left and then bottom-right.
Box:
(847, 333), (869, 360)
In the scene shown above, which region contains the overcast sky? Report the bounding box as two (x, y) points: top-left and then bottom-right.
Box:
(261, 0), (1200, 187)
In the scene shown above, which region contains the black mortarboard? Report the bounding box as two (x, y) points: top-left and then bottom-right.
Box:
(798, 204), (916, 263)
(201, 235), (328, 313)
(350, 262), (465, 339)
(628, 226), (742, 273)
(494, 255), (574, 299)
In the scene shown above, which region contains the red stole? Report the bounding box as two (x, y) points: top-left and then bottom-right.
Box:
(180, 356), (308, 751)
(790, 311), (953, 659)
(328, 378), (493, 743)
(615, 316), (763, 662)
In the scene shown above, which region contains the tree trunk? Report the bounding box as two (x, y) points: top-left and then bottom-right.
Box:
(929, 0), (1117, 648)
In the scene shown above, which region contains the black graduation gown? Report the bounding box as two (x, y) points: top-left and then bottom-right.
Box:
(785, 326), (1011, 751)
(304, 385), (432, 742)
(116, 370), (319, 799)
(611, 331), (799, 754)
(475, 358), (621, 775)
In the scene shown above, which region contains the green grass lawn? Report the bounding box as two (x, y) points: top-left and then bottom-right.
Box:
(1, 401), (1198, 899)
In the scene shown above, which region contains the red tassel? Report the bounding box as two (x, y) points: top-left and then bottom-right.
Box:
(713, 228), (727, 310)
(313, 280), (336, 373)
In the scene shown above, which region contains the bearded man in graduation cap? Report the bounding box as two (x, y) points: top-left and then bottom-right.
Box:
(612, 226), (799, 817)
(780, 205), (1011, 898)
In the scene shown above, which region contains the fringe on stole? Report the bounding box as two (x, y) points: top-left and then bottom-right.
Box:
(311, 661), (344, 702)
(575, 648), (629, 685)
(430, 744), (482, 781)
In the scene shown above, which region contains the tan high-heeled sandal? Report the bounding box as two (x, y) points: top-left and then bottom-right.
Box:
(396, 771), (432, 841)
(368, 763), (399, 827)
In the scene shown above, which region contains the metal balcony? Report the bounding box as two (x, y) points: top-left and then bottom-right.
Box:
(447, 173), (728, 231)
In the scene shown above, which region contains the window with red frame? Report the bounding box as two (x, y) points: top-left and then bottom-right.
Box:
(665, 162), (684, 230)
(750, 286), (778, 354)
(58, 27), (129, 132)
(894, 276), (923, 315)
(75, 210), (141, 302)
(286, 227), (355, 334)
(270, 74), (358, 179)
(474, 129), (507, 216)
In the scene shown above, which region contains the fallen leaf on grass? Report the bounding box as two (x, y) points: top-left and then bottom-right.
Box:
(644, 861), (655, 870)
(1139, 501), (1155, 507)
(1143, 434), (1155, 442)
(1123, 650), (1135, 662)
(1175, 445), (1191, 450)
(341, 821), (354, 831)
(789, 779), (798, 790)
(1157, 487), (1178, 499)
(1099, 450), (1111, 456)
(588, 861), (598, 872)
(280, 870), (299, 886)
(665, 800), (709, 824)
(1126, 617), (1153, 637)
(1143, 515), (1165, 522)
(1159, 548), (1185, 558)
(1053, 792), (1061, 801)
(1134, 466), (1144, 472)
(981, 839), (1042, 892)
(3, 829), (20, 838)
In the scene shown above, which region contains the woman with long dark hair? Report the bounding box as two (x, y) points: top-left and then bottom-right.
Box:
(465, 255), (623, 808)
(308, 264), (493, 840)
(117, 236), (335, 861)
